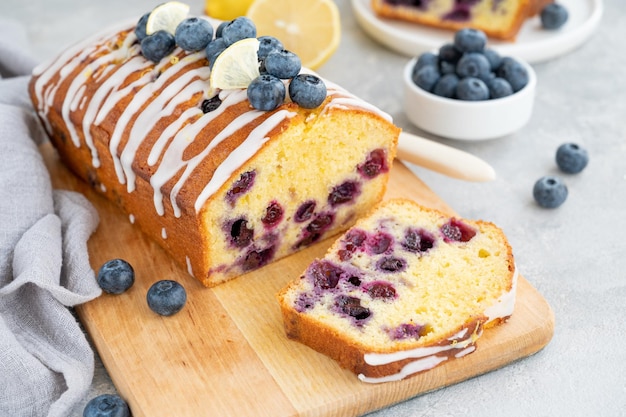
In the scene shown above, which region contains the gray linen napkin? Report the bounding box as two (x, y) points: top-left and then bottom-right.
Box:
(0, 18), (103, 417)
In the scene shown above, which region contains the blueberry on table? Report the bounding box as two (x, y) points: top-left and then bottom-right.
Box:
(541, 3), (569, 30)
(83, 394), (130, 417)
(453, 28), (487, 53)
(175, 17), (213, 52)
(97, 259), (135, 294)
(533, 176), (568, 208)
(556, 143), (589, 174)
(147, 280), (187, 316)
(289, 74), (327, 108)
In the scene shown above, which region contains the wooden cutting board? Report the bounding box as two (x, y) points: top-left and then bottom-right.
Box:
(41, 142), (554, 417)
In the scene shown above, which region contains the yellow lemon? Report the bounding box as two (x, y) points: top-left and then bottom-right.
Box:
(205, 0), (255, 21)
(146, 1), (190, 35)
(209, 37), (261, 91)
(246, 0), (341, 70)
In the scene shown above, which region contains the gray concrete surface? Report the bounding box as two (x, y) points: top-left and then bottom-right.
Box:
(3, 0), (625, 415)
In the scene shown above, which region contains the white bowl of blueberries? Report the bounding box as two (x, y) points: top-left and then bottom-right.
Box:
(403, 28), (536, 141)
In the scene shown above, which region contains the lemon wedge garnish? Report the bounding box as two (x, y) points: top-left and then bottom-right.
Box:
(246, 0), (341, 70)
(209, 37), (261, 91)
(146, 1), (190, 35)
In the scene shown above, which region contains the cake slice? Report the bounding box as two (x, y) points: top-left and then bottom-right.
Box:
(371, 0), (553, 41)
(278, 198), (517, 382)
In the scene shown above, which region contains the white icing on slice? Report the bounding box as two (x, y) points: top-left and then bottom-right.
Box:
(359, 266), (518, 384)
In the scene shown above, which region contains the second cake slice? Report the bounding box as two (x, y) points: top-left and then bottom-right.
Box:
(278, 198), (517, 383)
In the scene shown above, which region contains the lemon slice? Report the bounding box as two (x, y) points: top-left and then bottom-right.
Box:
(209, 37), (261, 91)
(146, 1), (190, 35)
(246, 0), (341, 70)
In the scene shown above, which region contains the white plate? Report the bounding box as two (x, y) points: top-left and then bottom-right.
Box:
(351, 0), (603, 63)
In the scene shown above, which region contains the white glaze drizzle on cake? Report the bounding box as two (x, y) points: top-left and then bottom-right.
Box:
(358, 267), (518, 383)
(32, 22), (392, 222)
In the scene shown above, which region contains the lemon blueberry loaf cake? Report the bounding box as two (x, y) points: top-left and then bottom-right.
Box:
(371, 0), (553, 40)
(278, 198), (517, 382)
(29, 4), (400, 287)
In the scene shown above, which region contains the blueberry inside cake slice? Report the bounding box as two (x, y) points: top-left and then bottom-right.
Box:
(277, 198), (517, 383)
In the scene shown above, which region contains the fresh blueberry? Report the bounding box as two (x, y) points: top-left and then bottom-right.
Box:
(83, 394), (130, 417)
(453, 28), (487, 53)
(456, 77), (489, 101)
(488, 77), (513, 98)
(556, 143), (589, 174)
(215, 20), (229, 38)
(439, 60), (456, 75)
(533, 176), (568, 208)
(264, 49), (301, 79)
(483, 48), (502, 71)
(221, 16), (257, 46)
(433, 73), (459, 98)
(247, 74), (286, 111)
(257, 36), (284, 60)
(206, 37), (228, 68)
(438, 43), (462, 64)
(541, 3), (569, 30)
(146, 280), (187, 316)
(97, 259), (135, 294)
(412, 65), (440, 92)
(175, 17), (213, 52)
(455, 52), (492, 81)
(496, 57), (529, 92)
(141, 30), (176, 62)
(414, 51), (438, 72)
(135, 12), (149, 42)
(288, 74), (327, 108)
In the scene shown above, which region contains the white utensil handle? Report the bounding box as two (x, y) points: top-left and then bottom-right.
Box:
(396, 132), (496, 182)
